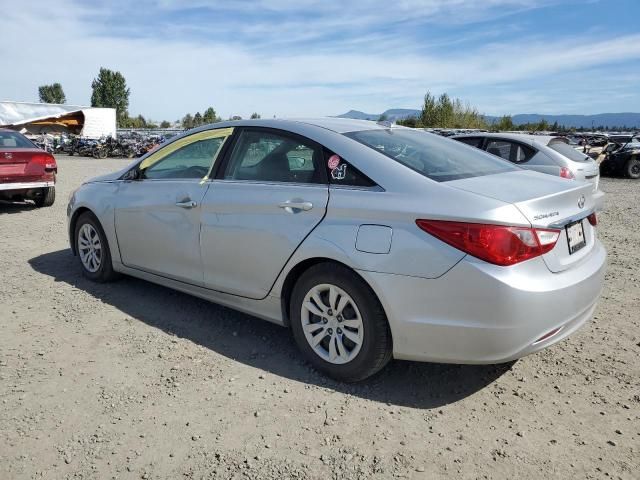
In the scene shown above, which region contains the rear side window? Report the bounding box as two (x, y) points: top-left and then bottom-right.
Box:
(485, 140), (535, 164)
(485, 140), (511, 161)
(548, 141), (590, 162)
(455, 137), (483, 148)
(324, 150), (376, 187)
(224, 129), (324, 184)
(0, 131), (34, 148)
(346, 129), (517, 182)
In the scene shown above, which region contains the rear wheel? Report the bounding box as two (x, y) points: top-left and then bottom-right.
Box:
(290, 263), (392, 382)
(74, 212), (118, 282)
(625, 158), (640, 179)
(34, 186), (55, 207)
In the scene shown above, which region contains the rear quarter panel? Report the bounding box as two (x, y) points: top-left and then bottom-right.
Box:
(270, 181), (530, 296)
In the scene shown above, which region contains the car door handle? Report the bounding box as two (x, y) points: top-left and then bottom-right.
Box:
(175, 200), (197, 208)
(278, 200), (313, 212)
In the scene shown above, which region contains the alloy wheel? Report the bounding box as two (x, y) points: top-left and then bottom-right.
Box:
(300, 283), (364, 364)
(78, 223), (102, 273)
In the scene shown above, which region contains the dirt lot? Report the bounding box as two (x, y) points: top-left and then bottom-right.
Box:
(1, 155), (638, 480)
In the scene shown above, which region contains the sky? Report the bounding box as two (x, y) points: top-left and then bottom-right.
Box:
(1, 0), (639, 121)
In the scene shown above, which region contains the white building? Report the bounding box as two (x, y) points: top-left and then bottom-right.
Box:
(0, 101), (117, 138)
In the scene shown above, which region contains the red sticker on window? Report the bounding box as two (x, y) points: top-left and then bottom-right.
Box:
(327, 154), (340, 170)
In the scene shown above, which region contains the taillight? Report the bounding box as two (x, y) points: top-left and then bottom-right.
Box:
(587, 212), (597, 226)
(559, 167), (574, 179)
(31, 153), (57, 171)
(416, 220), (560, 266)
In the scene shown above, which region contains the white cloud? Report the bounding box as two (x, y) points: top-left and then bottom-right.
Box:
(1, 0), (639, 119)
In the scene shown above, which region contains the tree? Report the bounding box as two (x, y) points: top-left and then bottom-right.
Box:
(182, 113), (194, 129)
(397, 116), (418, 128)
(230, 115), (242, 121)
(418, 91), (486, 129)
(193, 112), (203, 126)
(378, 114), (388, 122)
(91, 68), (131, 127)
(250, 112), (261, 119)
(420, 92), (438, 127)
(160, 120), (171, 128)
(495, 115), (515, 131)
(38, 83), (66, 104)
(203, 107), (218, 124)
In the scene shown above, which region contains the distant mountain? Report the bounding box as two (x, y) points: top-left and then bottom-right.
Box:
(336, 109), (421, 122)
(506, 113), (640, 129)
(337, 110), (640, 128)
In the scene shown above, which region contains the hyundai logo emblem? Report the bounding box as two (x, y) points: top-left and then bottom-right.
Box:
(577, 195), (585, 209)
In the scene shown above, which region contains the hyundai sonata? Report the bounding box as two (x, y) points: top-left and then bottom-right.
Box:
(67, 118), (606, 381)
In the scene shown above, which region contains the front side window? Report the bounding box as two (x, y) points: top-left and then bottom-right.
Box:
(224, 129), (324, 183)
(138, 128), (233, 180)
(143, 137), (225, 179)
(345, 128), (517, 182)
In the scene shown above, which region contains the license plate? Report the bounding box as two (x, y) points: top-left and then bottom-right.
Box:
(566, 220), (586, 254)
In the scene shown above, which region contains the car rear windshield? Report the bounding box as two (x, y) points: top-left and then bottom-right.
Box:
(345, 128), (518, 182)
(0, 131), (34, 148)
(547, 140), (590, 162)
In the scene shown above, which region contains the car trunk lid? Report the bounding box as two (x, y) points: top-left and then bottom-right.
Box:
(447, 170), (597, 272)
(0, 148), (52, 183)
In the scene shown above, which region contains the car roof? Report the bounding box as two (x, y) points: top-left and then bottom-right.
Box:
(453, 132), (562, 146)
(188, 117), (390, 135)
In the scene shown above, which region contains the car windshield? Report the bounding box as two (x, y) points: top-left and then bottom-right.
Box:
(0, 131), (34, 148)
(547, 140), (590, 162)
(345, 128), (518, 182)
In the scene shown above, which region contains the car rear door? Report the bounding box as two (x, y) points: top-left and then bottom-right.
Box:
(200, 127), (329, 299)
(114, 128), (233, 285)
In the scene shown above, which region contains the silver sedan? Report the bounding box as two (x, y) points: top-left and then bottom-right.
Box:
(67, 118), (606, 381)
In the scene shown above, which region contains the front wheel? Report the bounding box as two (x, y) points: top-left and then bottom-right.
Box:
(625, 158), (640, 179)
(74, 212), (119, 282)
(290, 263), (392, 382)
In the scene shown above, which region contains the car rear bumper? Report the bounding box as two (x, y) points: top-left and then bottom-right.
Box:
(359, 239), (606, 364)
(592, 189), (605, 211)
(0, 181), (55, 191)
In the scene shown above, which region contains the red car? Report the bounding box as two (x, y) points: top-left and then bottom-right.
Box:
(0, 129), (57, 207)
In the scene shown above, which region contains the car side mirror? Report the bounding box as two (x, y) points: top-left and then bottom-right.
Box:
(122, 168), (141, 181)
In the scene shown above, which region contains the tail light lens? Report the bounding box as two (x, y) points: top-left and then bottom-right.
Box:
(31, 153), (57, 171)
(560, 167), (574, 179)
(416, 220), (560, 266)
(587, 212), (597, 226)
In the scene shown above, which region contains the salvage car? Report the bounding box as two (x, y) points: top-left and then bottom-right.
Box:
(67, 119), (606, 381)
(598, 136), (640, 179)
(0, 129), (57, 207)
(452, 133), (602, 194)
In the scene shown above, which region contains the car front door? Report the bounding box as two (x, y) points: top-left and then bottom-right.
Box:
(114, 128), (233, 285)
(200, 127), (329, 299)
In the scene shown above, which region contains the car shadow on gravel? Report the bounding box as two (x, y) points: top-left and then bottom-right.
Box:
(30, 249), (514, 409)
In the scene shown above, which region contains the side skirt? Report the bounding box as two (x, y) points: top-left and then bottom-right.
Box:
(112, 261), (286, 327)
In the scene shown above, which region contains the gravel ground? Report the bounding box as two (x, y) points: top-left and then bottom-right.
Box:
(1, 155), (638, 480)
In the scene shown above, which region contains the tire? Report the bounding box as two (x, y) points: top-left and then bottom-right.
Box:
(94, 148), (107, 159)
(34, 186), (55, 208)
(74, 212), (119, 282)
(625, 158), (640, 179)
(290, 263), (392, 382)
